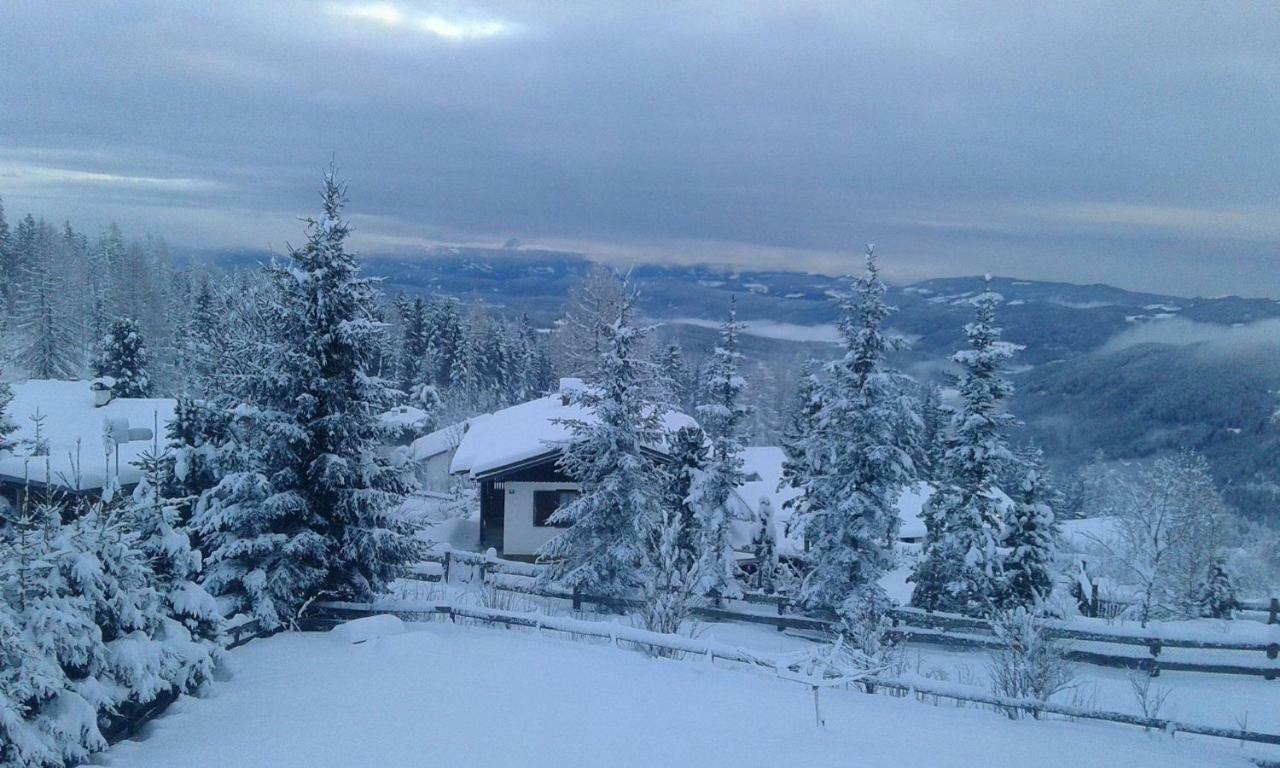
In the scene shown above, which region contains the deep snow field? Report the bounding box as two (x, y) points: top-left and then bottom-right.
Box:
(97, 620), (1260, 768)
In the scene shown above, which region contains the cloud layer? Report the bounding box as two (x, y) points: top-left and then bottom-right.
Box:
(1, 2), (1277, 295)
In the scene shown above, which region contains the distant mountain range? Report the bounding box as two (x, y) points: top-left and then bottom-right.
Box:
(193, 246), (1280, 525)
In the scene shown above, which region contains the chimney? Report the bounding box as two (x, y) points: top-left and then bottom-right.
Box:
(558, 377), (584, 406)
(91, 377), (116, 408)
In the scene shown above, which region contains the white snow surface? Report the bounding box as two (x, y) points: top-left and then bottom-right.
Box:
(99, 622), (1252, 768)
(451, 389), (696, 477)
(0, 379), (176, 490)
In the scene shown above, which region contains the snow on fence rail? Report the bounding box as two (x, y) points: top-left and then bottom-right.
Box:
(309, 598), (1280, 751)
(409, 553), (1280, 679)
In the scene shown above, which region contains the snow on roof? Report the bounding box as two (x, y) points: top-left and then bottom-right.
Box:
(450, 390), (696, 479)
(1060, 516), (1123, 553)
(408, 420), (472, 462)
(0, 379), (176, 491)
(379, 405), (432, 429)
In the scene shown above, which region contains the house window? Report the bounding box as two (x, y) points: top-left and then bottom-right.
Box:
(534, 489), (578, 527)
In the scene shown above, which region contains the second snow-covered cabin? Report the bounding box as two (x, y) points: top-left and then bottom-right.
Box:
(449, 378), (696, 559)
(0, 379), (175, 510)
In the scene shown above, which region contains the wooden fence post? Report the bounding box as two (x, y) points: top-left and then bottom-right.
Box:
(1265, 644), (1277, 681)
(572, 586), (582, 612)
(777, 599), (786, 632)
(1148, 641), (1162, 678)
(1269, 597), (1278, 626)
(442, 550), (451, 584)
(1090, 584), (1100, 619)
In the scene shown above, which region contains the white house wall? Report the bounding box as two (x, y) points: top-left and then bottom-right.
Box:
(501, 481), (581, 557)
(418, 451), (456, 493)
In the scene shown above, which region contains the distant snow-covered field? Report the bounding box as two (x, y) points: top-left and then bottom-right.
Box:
(98, 621), (1255, 768)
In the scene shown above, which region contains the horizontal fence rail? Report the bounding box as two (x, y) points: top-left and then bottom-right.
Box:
(409, 550), (1280, 680)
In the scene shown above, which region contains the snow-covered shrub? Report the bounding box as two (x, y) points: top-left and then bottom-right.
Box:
(837, 588), (903, 693)
(1197, 557), (1239, 619)
(93, 317), (150, 398)
(987, 608), (1074, 719)
(637, 502), (701, 651)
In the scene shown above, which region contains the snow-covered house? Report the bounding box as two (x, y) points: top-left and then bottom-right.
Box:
(398, 419), (478, 494)
(0, 379), (176, 509)
(450, 379), (696, 558)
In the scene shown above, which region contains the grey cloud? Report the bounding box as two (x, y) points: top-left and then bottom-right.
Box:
(0, 2), (1277, 295)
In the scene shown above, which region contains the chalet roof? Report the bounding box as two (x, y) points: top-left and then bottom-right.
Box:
(450, 379), (697, 480)
(0, 379), (176, 491)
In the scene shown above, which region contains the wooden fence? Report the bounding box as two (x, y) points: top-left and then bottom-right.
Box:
(310, 598), (1280, 752)
(413, 550), (1280, 680)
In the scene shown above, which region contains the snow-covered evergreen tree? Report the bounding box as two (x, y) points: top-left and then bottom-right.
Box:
(396, 295), (431, 396)
(918, 383), (948, 482)
(1198, 556), (1239, 619)
(664, 425), (710, 565)
(751, 496), (780, 594)
(912, 277), (1016, 615)
(1000, 450), (1059, 611)
(553, 263), (625, 380)
(128, 442), (224, 690)
(539, 290), (663, 596)
(195, 169), (421, 628)
(16, 220), (79, 380)
(657, 342), (694, 413)
(637, 496), (700, 640)
(94, 318), (150, 397)
(785, 246), (919, 627)
(0, 367), (16, 453)
(693, 296), (750, 599)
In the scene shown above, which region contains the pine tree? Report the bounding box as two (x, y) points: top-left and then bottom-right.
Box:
(538, 290), (663, 596)
(553, 263), (626, 380)
(1000, 450), (1059, 611)
(664, 425), (710, 565)
(751, 496), (780, 594)
(196, 169), (421, 628)
(396, 295), (431, 395)
(693, 296), (750, 599)
(0, 367), (16, 453)
(128, 441), (224, 689)
(93, 318), (150, 396)
(1198, 557), (1239, 619)
(912, 277), (1016, 616)
(637, 492), (700, 640)
(657, 342), (693, 413)
(16, 220), (80, 380)
(785, 246), (920, 627)
(918, 383), (948, 482)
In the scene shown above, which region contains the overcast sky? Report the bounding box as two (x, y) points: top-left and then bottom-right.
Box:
(1, 2), (1277, 296)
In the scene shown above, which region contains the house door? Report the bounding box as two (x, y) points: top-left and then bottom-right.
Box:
(479, 480), (505, 553)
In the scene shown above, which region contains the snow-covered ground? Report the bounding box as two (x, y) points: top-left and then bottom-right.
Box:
(98, 621), (1256, 768)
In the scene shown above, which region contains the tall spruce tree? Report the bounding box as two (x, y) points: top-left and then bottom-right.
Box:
(1000, 448), (1059, 611)
(693, 296), (750, 599)
(911, 277), (1016, 615)
(93, 318), (150, 396)
(538, 290), (663, 596)
(194, 169), (421, 628)
(785, 246), (920, 627)
(17, 220), (79, 380)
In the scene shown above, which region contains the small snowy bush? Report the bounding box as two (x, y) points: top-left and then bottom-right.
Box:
(987, 608), (1074, 719)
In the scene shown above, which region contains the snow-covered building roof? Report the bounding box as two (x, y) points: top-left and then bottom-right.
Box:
(450, 379), (697, 479)
(0, 379), (176, 492)
(405, 419), (477, 463)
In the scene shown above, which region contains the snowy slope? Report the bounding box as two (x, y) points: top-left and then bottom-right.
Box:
(101, 623), (1252, 768)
